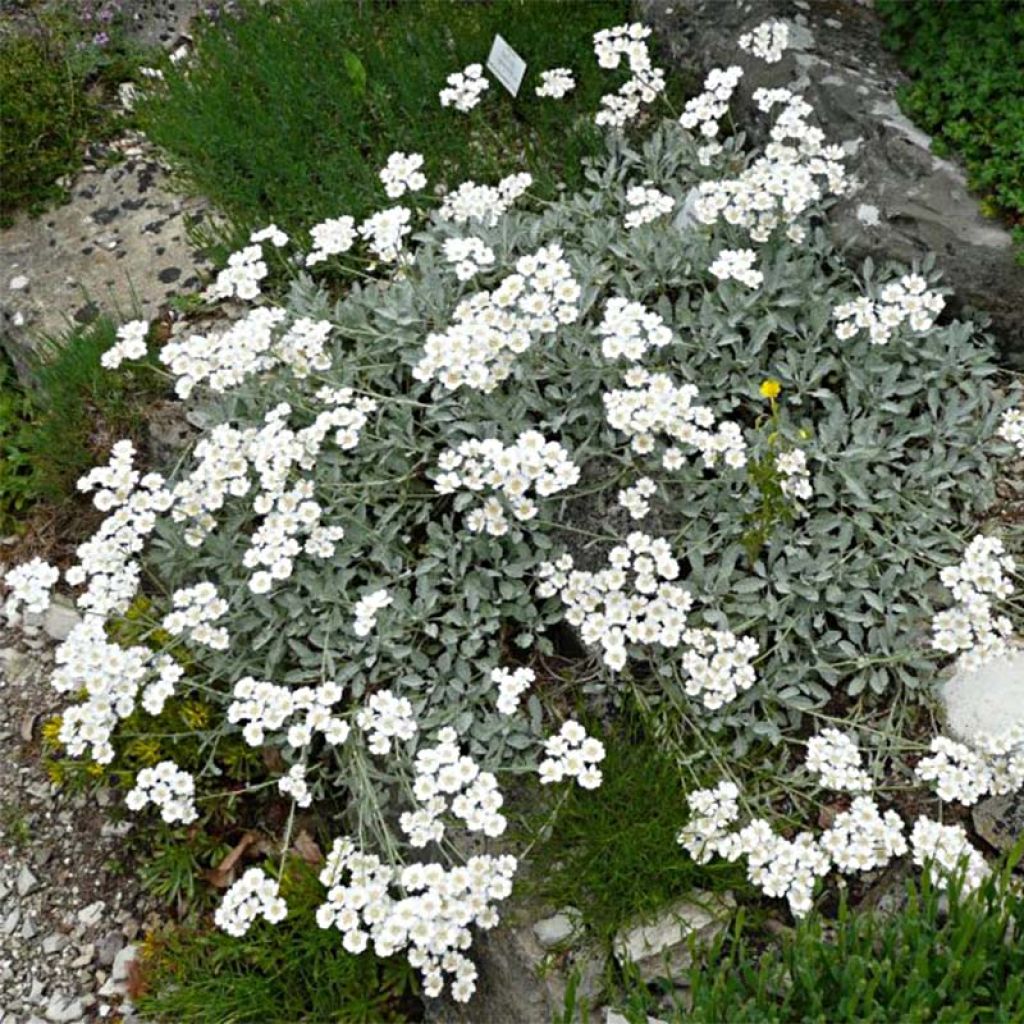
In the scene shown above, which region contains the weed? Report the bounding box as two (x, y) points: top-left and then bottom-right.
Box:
(137, 862), (421, 1023)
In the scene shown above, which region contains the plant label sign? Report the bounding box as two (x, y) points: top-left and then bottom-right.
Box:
(487, 35), (526, 97)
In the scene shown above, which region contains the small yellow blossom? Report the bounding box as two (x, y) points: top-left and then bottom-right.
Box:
(759, 379), (781, 400)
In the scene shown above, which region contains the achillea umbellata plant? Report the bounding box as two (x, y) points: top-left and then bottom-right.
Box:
(4, 17), (1024, 1002)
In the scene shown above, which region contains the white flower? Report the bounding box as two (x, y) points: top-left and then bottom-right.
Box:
(738, 20), (790, 64)
(101, 319), (149, 370)
(709, 248), (763, 289)
(805, 729), (873, 792)
(126, 760), (197, 824)
(379, 152), (427, 199)
(538, 720), (605, 790)
(215, 868), (288, 937)
(536, 67), (575, 99)
(440, 63), (489, 112)
(997, 408), (1024, 456)
(3, 557), (60, 620)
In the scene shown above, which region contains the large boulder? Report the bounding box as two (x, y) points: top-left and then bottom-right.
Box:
(635, 0), (1024, 367)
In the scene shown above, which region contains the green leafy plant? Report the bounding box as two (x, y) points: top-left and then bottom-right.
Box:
(661, 857), (1024, 1023)
(877, 0), (1024, 261)
(137, 862), (420, 1023)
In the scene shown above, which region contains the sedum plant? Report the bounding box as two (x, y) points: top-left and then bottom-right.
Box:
(3, 16), (1023, 1004)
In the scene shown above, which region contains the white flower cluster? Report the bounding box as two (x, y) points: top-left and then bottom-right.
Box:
(305, 215), (356, 267)
(818, 797), (907, 875)
(596, 297), (673, 361)
(140, 654), (184, 716)
(439, 63), (489, 112)
(776, 448), (813, 503)
(125, 760), (198, 824)
(414, 244), (580, 391)
(997, 408), (1024, 456)
(215, 867), (288, 937)
(491, 665), (534, 714)
(379, 151), (427, 199)
(604, 368), (748, 471)
(100, 319), (149, 370)
(931, 534), (1016, 670)
(278, 763), (312, 807)
(358, 206), (412, 263)
(805, 729), (873, 793)
(227, 676), (350, 748)
(693, 89), (847, 243)
(537, 534), (692, 671)
(443, 236), (495, 281)
(434, 431), (580, 535)
(206, 243), (268, 301)
(833, 272), (945, 344)
(909, 817), (989, 893)
(159, 307), (288, 398)
(538, 720), (606, 789)
(738, 19), (790, 63)
(536, 67), (575, 99)
(915, 727), (1024, 805)
(70, 441), (172, 616)
(618, 476), (657, 520)
(250, 224), (289, 248)
(709, 248), (763, 288)
(353, 588), (393, 637)
(679, 627), (760, 710)
(677, 780), (741, 863)
(679, 66), (743, 146)
(355, 689), (417, 755)
(680, 782), (905, 916)
(163, 582), (230, 651)
(315, 836), (516, 1001)
(438, 173), (532, 227)
(401, 728), (506, 847)
(3, 557), (59, 620)
(52, 618), (150, 764)
(593, 23), (665, 128)
(624, 185), (675, 229)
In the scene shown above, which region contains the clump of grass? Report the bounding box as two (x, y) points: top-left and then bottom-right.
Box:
(138, 0), (644, 240)
(522, 714), (749, 947)
(657, 858), (1024, 1023)
(0, 4), (150, 224)
(137, 862), (421, 1024)
(0, 316), (165, 538)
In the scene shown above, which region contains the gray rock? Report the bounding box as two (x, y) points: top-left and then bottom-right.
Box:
(607, 1011), (668, 1024)
(77, 901), (105, 929)
(44, 993), (85, 1024)
(613, 891), (735, 981)
(17, 864), (40, 897)
(96, 930), (125, 968)
(42, 599), (82, 643)
(636, 0), (1024, 367)
(112, 943), (139, 985)
(532, 907), (581, 949)
(973, 793), (1024, 855)
(941, 647), (1024, 744)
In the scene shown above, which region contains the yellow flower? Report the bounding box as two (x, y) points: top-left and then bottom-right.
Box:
(759, 379), (781, 400)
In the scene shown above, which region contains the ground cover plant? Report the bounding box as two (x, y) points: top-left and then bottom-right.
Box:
(0, 316), (165, 540)
(0, 0), (152, 224)
(877, 0), (1024, 260)
(3, 10), (1024, 1021)
(137, 0), (640, 239)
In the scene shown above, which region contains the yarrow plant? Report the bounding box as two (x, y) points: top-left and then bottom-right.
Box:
(3, 14), (1021, 1006)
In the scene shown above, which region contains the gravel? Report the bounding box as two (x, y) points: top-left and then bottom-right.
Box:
(0, 622), (157, 1024)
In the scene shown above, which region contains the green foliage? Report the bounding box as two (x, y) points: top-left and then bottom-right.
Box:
(0, 4), (149, 224)
(137, 863), (420, 1023)
(137, 0), (638, 239)
(656, 862), (1024, 1023)
(0, 317), (164, 529)
(877, 0), (1024, 259)
(522, 717), (749, 946)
